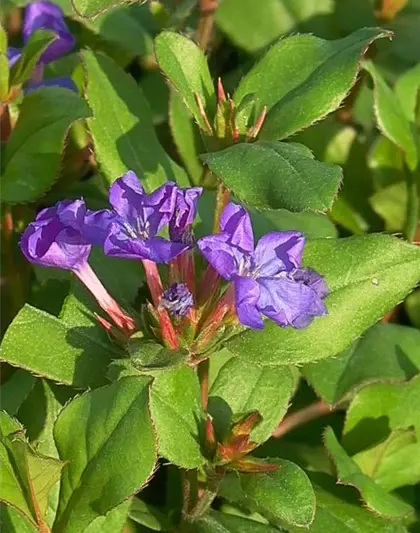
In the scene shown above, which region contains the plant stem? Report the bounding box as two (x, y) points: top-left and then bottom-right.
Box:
(142, 259), (179, 350)
(181, 468), (198, 519)
(212, 182), (229, 234)
(1, 104), (12, 141)
(404, 165), (419, 242)
(272, 401), (334, 439)
(2, 207), (24, 318)
(198, 357), (210, 411)
(196, 0), (218, 51)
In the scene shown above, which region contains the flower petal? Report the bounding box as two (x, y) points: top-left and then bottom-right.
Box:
(58, 200), (114, 246)
(198, 234), (243, 281)
(7, 47), (22, 68)
(169, 187), (202, 241)
(293, 268), (329, 300)
(20, 224), (90, 270)
(109, 171), (144, 220)
(26, 76), (78, 94)
(220, 203), (254, 253)
(254, 232), (304, 275)
(258, 276), (326, 328)
(23, 1), (75, 64)
(235, 276), (264, 330)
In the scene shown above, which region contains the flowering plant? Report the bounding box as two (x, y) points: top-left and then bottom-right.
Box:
(1, 1), (420, 532)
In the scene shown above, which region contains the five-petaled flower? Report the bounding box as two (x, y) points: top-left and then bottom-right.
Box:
(99, 171), (194, 264)
(19, 200), (136, 335)
(197, 203), (328, 330)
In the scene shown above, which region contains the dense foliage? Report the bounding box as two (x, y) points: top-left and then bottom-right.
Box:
(1, 0), (420, 532)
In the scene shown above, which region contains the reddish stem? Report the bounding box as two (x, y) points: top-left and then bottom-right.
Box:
(196, 0), (218, 51)
(272, 401), (333, 439)
(143, 259), (179, 350)
(198, 358), (210, 411)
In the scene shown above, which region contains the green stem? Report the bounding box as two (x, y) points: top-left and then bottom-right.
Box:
(181, 469), (198, 521)
(404, 165), (420, 242)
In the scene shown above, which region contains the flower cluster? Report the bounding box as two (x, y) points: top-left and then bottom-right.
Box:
(7, 1), (76, 93)
(20, 171), (328, 353)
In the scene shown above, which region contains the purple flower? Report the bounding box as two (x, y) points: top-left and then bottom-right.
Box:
(102, 171), (191, 264)
(20, 199), (136, 335)
(20, 200), (91, 272)
(160, 283), (194, 317)
(57, 199), (114, 247)
(25, 77), (78, 94)
(169, 187), (202, 243)
(7, 47), (22, 68)
(197, 203), (328, 330)
(23, 1), (75, 64)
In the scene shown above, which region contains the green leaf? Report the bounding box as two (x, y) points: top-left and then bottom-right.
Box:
(201, 141), (342, 212)
(0, 24), (7, 54)
(0, 87), (91, 204)
(324, 427), (412, 519)
(395, 63), (420, 122)
(233, 28), (390, 140)
(0, 504), (38, 533)
(343, 376), (420, 452)
(0, 412), (65, 528)
(368, 135), (404, 189)
(226, 234), (420, 365)
(352, 429), (420, 492)
(128, 340), (189, 372)
(288, 474), (410, 533)
(194, 510), (279, 533)
(169, 90), (204, 185)
(215, 0), (335, 54)
(0, 54), (9, 101)
(86, 6), (154, 58)
(71, 0), (132, 18)
(0, 304), (119, 389)
(406, 288), (420, 328)
(149, 366), (205, 469)
(364, 60), (419, 171)
(82, 50), (187, 191)
(220, 459), (316, 528)
(17, 380), (72, 527)
(53, 376), (157, 533)
(303, 323), (420, 405)
(0, 370), (36, 416)
(209, 359), (294, 443)
(128, 498), (171, 531)
(10, 30), (56, 86)
(154, 32), (216, 132)
(370, 181), (407, 231)
(83, 500), (131, 533)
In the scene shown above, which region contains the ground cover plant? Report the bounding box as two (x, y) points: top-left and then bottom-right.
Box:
(1, 0), (420, 531)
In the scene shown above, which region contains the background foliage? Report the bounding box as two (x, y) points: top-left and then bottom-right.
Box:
(1, 0), (420, 532)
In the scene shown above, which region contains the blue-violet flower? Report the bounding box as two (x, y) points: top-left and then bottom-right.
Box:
(160, 283), (194, 317)
(23, 1), (76, 64)
(20, 200), (136, 334)
(102, 171), (192, 263)
(169, 187), (202, 243)
(197, 203), (328, 330)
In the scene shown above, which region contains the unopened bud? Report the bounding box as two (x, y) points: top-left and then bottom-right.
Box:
(160, 283), (194, 318)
